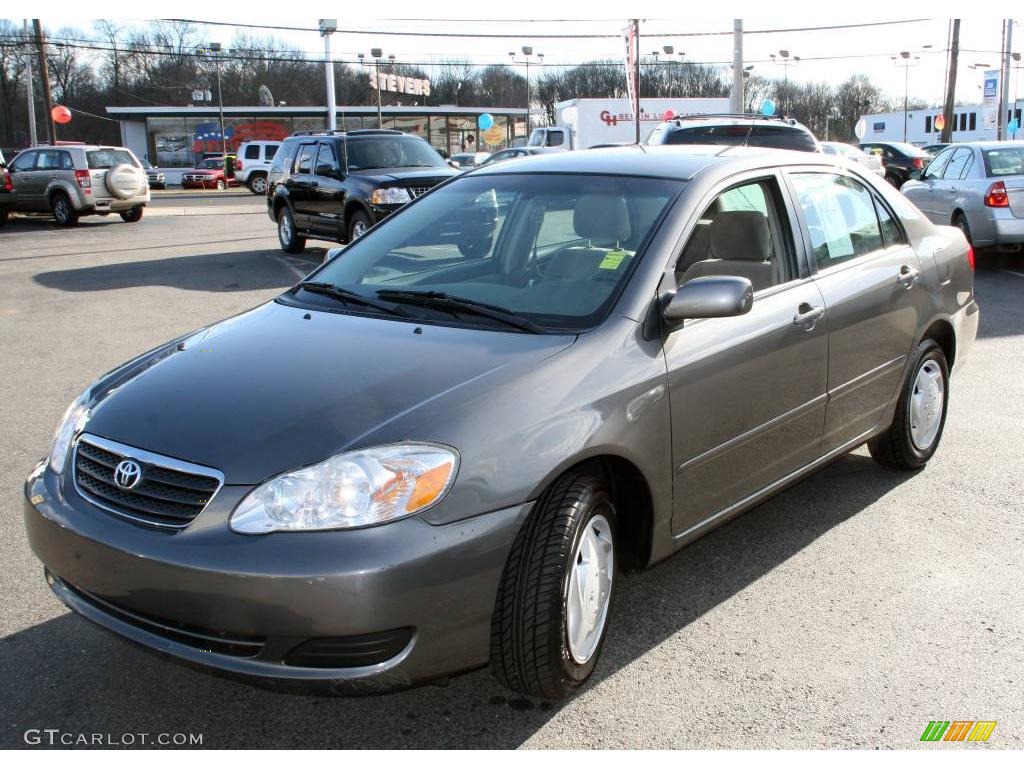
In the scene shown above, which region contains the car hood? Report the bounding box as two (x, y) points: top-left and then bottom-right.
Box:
(83, 301), (576, 484)
(352, 167), (456, 184)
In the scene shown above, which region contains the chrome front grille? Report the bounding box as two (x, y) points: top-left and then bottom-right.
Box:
(73, 434), (223, 531)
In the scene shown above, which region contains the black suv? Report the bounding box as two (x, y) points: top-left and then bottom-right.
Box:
(857, 141), (930, 189)
(645, 114), (819, 152)
(267, 129), (457, 253)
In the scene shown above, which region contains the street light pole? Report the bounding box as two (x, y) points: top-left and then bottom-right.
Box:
(201, 43), (228, 176)
(319, 19), (337, 131)
(22, 20), (37, 146)
(893, 51), (920, 143)
(510, 46), (543, 138)
(371, 47), (383, 129)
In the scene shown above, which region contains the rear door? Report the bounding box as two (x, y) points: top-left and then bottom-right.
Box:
(664, 171), (829, 537)
(786, 169), (928, 452)
(286, 142), (318, 229)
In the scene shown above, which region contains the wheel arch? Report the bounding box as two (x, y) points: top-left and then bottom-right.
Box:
(343, 198), (372, 231)
(919, 317), (956, 370)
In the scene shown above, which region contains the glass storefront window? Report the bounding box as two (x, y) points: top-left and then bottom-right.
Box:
(148, 117), (189, 167)
(393, 115), (427, 140)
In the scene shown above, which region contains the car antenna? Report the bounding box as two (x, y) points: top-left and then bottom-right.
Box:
(742, 112), (757, 149)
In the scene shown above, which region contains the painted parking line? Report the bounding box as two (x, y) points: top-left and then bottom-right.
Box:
(1000, 269), (1024, 278)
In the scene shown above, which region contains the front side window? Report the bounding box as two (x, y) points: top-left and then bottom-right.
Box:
(790, 172), (884, 269)
(923, 147), (955, 179)
(301, 174), (682, 332)
(675, 179), (793, 293)
(314, 143), (337, 175)
(9, 151), (37, 172)
(295, 144), (316, 174)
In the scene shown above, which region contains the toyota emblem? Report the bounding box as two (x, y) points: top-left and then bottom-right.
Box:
(113, 459), (143, 490)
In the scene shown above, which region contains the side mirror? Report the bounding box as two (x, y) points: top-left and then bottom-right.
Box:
(663, 276), (753, 323)
(316, 164), (337, 178)
(448, 159), (461, 169)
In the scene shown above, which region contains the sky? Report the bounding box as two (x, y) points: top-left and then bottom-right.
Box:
(15, 2), (1024, 110)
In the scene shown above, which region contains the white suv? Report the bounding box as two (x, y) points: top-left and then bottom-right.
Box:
(235, 141), (281, 195)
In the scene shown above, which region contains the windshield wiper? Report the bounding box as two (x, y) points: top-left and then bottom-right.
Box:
(300, 282), (411, 318)
(374, 290), (544, 334)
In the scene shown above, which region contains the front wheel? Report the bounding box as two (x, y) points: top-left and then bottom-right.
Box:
(869, 339), (949, 470)
(0, 210), (8, 227)
(277, 207), (306, 254)
(51, 193), (78, 226)
(348, 210), (371, 242)
(215, 179), (226, 191)
(119, 207), (143, 223)
(490, 473), (616, 699)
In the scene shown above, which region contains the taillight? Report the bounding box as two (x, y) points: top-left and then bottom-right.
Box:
(912, 157), (924, 170)
(966, 245), (975, 272)
(984, 181), (1009, 207)
(2, 169), (11, 192)
(74, 169), (91, 189)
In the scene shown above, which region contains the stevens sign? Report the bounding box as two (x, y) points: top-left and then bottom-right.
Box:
(369, 72), (431, 97)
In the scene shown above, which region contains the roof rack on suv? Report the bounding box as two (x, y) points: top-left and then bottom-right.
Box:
(668, 113), (798, 125)
(290, 129), (405, 137)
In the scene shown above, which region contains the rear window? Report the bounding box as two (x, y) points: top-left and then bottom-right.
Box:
(270, 142), (298, 174)
(884, 142), (929, 158)
(983, 147), (1024, 177)
(87, 149), (137, 169)
(666, 124), (818, 152)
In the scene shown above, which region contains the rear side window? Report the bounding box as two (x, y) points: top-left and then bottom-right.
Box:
(667, 124), (818, 152)
(87, 149), (137, 169)
(790, 172), (885, 269)
(244, 144), (260, 160)
(942, 148), (973, 180)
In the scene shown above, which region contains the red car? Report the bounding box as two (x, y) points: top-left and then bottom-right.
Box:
(181, 157), (238, 190)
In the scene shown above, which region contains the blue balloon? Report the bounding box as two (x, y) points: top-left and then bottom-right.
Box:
(478, 113), (494, 130)
(760, 99), (776, 116)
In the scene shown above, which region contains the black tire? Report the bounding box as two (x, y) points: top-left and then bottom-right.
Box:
(119, 207), (143, 223)
(248, 174), (268, 195)
(51, 192), (78, 226)
(885, 171), (903, 189)
(277, 207), (306, 254)
(215, 179), (226, 191)
(347, 210), (371, 242)
(0, 210), (8, 227)
(490, 473), (617, 699)
(953, 212), (973, 246)
(868, 339), (950, 470)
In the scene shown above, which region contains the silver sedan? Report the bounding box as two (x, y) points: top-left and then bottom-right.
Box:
(901, 142), (1024, 249)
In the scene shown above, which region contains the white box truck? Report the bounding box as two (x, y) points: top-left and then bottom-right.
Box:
(528, 97), (730, 150)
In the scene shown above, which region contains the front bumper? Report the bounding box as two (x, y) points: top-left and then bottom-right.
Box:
(24, 461), (528, 694)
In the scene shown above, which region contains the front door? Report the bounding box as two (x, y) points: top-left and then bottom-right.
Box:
(932, 146), (974, 224)
(7, 150), (42, 209)
(309, 142), (345, 236)
(786, 170), (928, 452)
(664, 173), (829, 537)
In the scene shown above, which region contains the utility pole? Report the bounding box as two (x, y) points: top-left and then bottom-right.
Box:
(23, 20), (37, 146)
(32, 19), (55, 144)
(320, 20), (338, 131)
(633, 19), (641, 143)
(731, 20), (744, 113)
(940, 19), (960, 144)
(998, 19), (1014, 140)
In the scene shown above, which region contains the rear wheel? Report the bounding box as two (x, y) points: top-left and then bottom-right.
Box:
(0, 210), (8, 227)
(120, 207), (143, 223)
(953, 212), (973, 246)
(277, 207), (306, 254)
(490, 473), (617, 699)
(248, 174), (267, 195)
(884, 171), (902, 188)
(869, 339), (949, 470)
(51, 193), (78, 226)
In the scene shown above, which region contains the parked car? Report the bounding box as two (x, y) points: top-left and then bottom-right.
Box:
(858, 141), (930, 188)
(820, 141), (885, 176)
(646, 114), (820, 152)
(142, 159), (165, 190)
(3, 144), (148, 225)
(450, 151), (491, 169)
(235, 140), (281, 195)
(181, 157), (238, 190)
(25, 145), (977, 700)
(901, 141), (1024, 250)
(267, 129), (457, 252)
(923, 143), (951, 156)
(479, 147), (560, 166)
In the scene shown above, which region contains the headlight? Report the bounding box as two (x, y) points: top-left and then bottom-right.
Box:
(370, 187), (411, 205)
(230, 443), (458, 533)
(48, 392), (90, 474)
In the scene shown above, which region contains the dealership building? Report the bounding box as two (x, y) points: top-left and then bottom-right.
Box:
(106, 104), (529, 177)
(858, 99), (1024, 145)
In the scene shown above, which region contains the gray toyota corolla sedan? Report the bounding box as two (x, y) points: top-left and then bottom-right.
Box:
(25, 145), (978, 699)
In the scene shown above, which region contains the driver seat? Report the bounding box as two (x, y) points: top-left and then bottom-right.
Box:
(544, 194), (632, 281)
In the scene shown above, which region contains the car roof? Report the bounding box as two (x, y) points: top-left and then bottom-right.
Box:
(469, 144), (837, 181)
(958, 141), (1024, 150)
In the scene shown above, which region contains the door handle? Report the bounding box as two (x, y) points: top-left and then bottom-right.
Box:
(897, 264), (921, 287)
(792, 303), (825, 328)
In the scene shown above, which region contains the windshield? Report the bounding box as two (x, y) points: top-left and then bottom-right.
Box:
(87, 149), (138, 169)
(665, 124), (818, 152)
(344, 137), (446, 171)
(302, 173), (682, 332)
(983, 147), (1024, 177)
(198, 158), (224, 169)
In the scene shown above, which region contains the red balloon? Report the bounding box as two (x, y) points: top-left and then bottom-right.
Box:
(52, 105), (72, 124)
(934, 114), (946, 131)
(663, 109), (676, 121)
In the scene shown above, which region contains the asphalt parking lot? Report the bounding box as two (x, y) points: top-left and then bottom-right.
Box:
(0, 202), (1021, 749)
